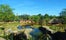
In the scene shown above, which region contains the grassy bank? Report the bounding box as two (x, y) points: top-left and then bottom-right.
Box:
(0, 22), (20, 31)
(49, 24), (66, 32)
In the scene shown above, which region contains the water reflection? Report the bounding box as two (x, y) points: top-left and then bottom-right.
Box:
(17, 25), (42, 40)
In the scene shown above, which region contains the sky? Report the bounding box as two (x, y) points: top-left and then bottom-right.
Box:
(0, 0), (66, 16)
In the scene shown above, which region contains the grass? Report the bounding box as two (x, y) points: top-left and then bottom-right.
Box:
(49, 24), (66, 32)
(32, 25), (40, 28)
(0, 22), (20, 30)
(0, 22), (20, 40)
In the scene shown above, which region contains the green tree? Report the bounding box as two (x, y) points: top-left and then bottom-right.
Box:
(15, 16), (20, 21)
(19, 14), (30, 20)
(0, 4), (15, 22)
(37, 14), (44, 26)
(59, 9), (66, 24)
(31, 15), (40, 24)
(44, 14), (50, 25)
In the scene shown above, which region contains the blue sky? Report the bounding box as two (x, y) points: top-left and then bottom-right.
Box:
(0, 0), (66, 16)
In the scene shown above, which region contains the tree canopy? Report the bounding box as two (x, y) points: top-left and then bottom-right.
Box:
(59, 9), (66, 24)
(0, 4), (15, 22)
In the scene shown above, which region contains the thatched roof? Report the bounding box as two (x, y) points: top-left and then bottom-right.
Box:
(49, 18), (63, 24)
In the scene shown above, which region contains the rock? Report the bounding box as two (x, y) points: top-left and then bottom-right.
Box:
(24, 28), (33, 39)
(43, 26), (54, 33)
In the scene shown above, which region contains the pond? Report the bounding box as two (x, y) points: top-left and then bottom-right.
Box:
(17, 25), (42, 37)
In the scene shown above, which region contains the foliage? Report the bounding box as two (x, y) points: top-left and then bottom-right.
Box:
(38, 14), (44, 26)
(18, 14), (30, 20)
(59, 9), (66, 24)
(0, 4), (15, 22)
(44, 14), (50, 25)
(30, 15), (40, 24)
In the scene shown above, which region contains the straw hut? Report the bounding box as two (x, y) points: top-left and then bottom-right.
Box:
(48, 18), (63, 25)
